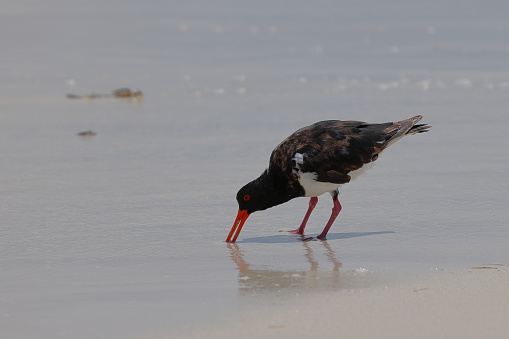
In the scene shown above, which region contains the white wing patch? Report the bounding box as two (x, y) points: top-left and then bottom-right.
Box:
(293, 153), (304, 165)
(292, 152), (304, 174)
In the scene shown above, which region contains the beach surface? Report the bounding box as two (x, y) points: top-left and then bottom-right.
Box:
(175, 267), (509, 339)
(2, 1), (509, 338)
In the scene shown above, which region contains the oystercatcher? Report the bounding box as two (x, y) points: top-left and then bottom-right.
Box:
(226, 115), (430, 242)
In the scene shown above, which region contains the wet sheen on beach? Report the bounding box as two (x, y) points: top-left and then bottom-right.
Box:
(1, 1), (509, 338)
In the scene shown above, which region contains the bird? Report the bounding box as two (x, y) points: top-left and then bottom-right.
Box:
(226, 115), (430, 243)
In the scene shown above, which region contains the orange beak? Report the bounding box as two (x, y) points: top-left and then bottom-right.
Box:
(226, 210), (250, 242)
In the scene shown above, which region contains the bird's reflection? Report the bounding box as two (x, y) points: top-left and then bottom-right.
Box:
(227, 241), (342, 295)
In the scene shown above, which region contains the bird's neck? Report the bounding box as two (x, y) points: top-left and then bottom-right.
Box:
(256, 169), (303, 207)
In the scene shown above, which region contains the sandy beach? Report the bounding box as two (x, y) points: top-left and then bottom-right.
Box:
(175, 267), (509, 339)
(2, 1), (509, 338)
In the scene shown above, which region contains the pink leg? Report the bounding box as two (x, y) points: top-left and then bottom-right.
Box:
(289, 197), (318, 235)
(317, 196), (342, 240)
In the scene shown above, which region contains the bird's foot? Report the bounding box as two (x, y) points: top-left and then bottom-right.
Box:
(299, 235), (327, 241)
(288, 229), (304, 235)
(299, 235), (317, 242)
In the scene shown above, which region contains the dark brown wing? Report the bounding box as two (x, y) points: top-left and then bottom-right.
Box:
(269, 116), (429, 185)
(269, 120), (392, 184)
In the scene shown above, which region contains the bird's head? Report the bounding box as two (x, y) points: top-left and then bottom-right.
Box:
(235, 180), (274, 214)
(226, 170), (296, 242)
(225, 180), (269, 243)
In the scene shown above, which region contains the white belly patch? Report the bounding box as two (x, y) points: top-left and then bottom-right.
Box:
(293, 152), (376, 197)
(348, 162), (375, 180)
(299, 172), (341, 197)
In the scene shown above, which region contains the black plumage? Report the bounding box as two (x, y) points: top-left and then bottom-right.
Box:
(227, 115), (430, 242)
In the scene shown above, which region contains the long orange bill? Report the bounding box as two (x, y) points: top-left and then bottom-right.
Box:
(226, 210), (250, 242)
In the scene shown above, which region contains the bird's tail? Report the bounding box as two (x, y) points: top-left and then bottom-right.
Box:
(406, 122), (431, 135)
(380, 115), (431, 149)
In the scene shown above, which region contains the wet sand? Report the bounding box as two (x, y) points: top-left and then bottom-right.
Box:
(175, 267), (509, 339)
(2, 1), (509, 338)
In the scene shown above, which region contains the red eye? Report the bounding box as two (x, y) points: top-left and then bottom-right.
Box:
(243, 195), (251, 201)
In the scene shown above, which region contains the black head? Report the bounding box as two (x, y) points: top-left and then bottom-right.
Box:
(236, 181), (271, 214)
(236, 170), (296, 214)
(226, 173), (278, 243)
(227, 170), (297, 243)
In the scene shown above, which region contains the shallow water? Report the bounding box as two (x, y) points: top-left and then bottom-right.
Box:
(1, 1), (509, 338)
